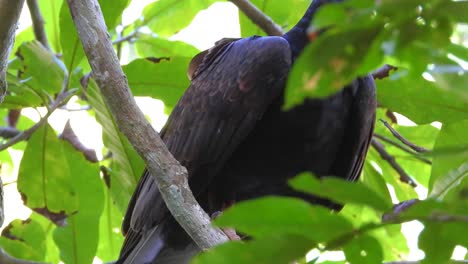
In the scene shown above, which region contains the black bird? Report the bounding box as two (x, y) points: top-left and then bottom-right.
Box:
(118, 0), (377, 263)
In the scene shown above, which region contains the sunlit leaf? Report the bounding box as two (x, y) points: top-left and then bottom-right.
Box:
(290, 173), (393, 212)
(53, 140), (103, 264)
(86, 79), (144, 212)
(215, 197), (353, 242)
(142, 0), (217, 37)
(123, 57), (191, 110)
(192, 234), (314, 264)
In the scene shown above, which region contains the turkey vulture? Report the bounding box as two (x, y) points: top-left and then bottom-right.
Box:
(118, 0), (377, 263)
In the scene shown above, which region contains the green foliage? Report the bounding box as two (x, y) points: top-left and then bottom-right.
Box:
(1, 0), (467, 263)
(86, 79), (144, 212)
(123, 57), (192, 110)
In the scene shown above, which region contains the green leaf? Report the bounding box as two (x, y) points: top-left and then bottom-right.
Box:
(438, 1), (468, 24)
(123, 57), (191, 109)
(30, 213), (61, 263)
(16, 41), (66, 94)
(377, 74), (468, 124)
(430, 162), (468, 200)
(215, 197), (353, 242)
(53, 140), (104, 264)
(0, 218), (46, 261)
(98, 0), (131, 30)
(2, 72), (44, 109)
(17, 124), (77, 217)
(38, 0), (64, 51)
(192, 234), (314, 264)
(135, 36), (200, 58)
(284, 25), (380, 108)
(419, 222), (456, 264)
(290, 173), (393, 212)
(430, 120), (468, 192)
(60, 3), (85, 72)
(340, 205), (409, 261)
(366, 147), (419, 202)
(96, 184), (125, 261)
(343, 234), (383, 264)
(238, 0), (309, 37)
(86, 79), (144, 212)
(142, 0), (217, 37)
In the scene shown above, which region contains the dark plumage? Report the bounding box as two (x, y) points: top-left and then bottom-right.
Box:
(118, 0), (377, 263)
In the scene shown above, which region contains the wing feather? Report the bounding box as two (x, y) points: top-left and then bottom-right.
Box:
(120, 36), (292, 258)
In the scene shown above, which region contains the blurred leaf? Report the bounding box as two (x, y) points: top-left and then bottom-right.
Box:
(17, 124), (77, 218)
(192, 234), (313, 264)
(284, 25), (380, 108)
(123, 57), (191, 109)
(362, 162), (393, 206)
(377, 74), (468, 124)
(215, 197), (353, 242)
(340, 205), (409, 261)
(419, 222), (456, 264)
(86, 79), (144, 212)
(99, 0), (131, 30)
(38, 0), (64, 51)
(135, 35), (200, 58)
(343, 234), (383, 264)
(16, 41), (66, 94)
(438, 1), (468, 23)
(290, 173), (393, 212)
(430, 120), (468, 192)
(430, 162), (468, 200)
(429, 65), (468, 101)
(239, 0), (309, 37)
(53, 140), (103, 264)
(0, 218), (46, 261)
(142, 0), (217, 37)
(96, 185), (125, 261)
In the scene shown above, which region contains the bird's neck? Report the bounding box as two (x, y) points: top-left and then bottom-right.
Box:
(283, 0), (337, 60)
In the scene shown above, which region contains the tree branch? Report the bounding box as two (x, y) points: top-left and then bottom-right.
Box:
(371, 138), (417, 187)
(373, 133), (432, 165)
(229, 0), (284, 36)
(0, 90), (74, 151)
(380, 119), (429, 153)
(66, 0), (228, 251)
(26, 0), (50, 50)
(0, 0), (26, 102)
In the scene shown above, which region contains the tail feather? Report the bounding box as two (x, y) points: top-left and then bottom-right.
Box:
(118, 218), (200, 264)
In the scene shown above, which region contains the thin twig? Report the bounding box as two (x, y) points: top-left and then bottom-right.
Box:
(229, 0), (284, 36)
(112, 30), (139, 45)
(373, 134), (432, 165)
(26, 0), (50, 50)
(372, 64), (397, 80)
(66, 0), (228, 251)
(0, 90), (74, 151)
(380, 119), (429, 153)
(371, 138), (417, 187)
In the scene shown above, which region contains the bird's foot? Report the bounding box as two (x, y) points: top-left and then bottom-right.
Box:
(211, 211), (241, 241)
